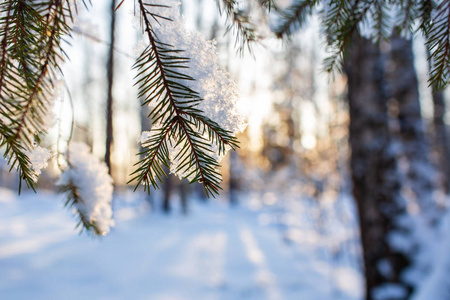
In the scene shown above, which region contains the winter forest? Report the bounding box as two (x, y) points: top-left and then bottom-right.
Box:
(1, 0), (450, 299)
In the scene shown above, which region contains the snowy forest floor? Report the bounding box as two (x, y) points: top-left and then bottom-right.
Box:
(1, 188), (364, 300)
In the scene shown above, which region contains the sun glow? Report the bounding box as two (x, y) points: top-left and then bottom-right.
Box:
(301, 133), (317, 150)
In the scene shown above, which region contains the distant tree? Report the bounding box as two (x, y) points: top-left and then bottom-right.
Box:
(387, 34), (435, 216)
(344, 33), (413, 299)
(427, 45), (450, 193)
(105, 0), (117, 175)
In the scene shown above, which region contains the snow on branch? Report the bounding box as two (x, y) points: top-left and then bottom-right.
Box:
(58, 143), (114, 236)
(25, 145), (52, 183)
(131, 0), (246, 197)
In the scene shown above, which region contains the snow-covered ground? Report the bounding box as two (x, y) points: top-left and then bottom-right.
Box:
(0, 188), (363, 300)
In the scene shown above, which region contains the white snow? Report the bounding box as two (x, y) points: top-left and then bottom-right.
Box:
(411, 210), (450, 300)
(0, 188), (363, 300)
(373, 284), (408, 300)
(137, 131), (152, 144)
(42, 80), (63, 131)
(57, 142), (114, 235)
(25, 146), (52, 182)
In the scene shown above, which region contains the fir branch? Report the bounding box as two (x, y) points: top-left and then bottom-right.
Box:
(131, 0), (238, 197)
(12, 1), (72, 145)
(218, 0), (257, 53)
(371, 0), (392, 43)
(260, 0), (276, 12)
(273, 0), (316, 38)
(184, 113), (239, 155)
(0, 0), (42, 190)
(0, 1), (15, 116)
(396, 0), (418, 36)
(0, 0), (75, 190)
(418, 0), (435, 34)
(59, 179), (106, 236)
(58, 142), (114, 236)
(0, 122), (36, 191)
(131, 121), (173, 190)
(321, 0), (374, 73)
(426, 0), (450, 89)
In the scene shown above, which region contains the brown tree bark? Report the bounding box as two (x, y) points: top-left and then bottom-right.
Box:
(344, 35), (412, 300)
(387, 35), (435, 213)
(162, 172), (172, 213)
(426, 46), (450, 194)
(229, 150), (239, 205)
(105, 0), (117, 174)
(432, 88), (450, 193)
(180, 180), (188, 214)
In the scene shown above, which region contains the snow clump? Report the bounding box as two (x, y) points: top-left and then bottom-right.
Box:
(147, 0), (246, 133)
(57, 142), (114, 235)
(25, 145), (52, 182)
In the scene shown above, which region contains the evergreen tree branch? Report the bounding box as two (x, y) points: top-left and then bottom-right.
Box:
(218, 0), (257, 53)
(59, 179), (107, 236)
(272, 0), (316, 38)
(0, 0), (75, 190)
(131, 120), (174, 190)
(427, 0), (450, 89)
(397, 0), (418, 36)
(184, 113), (239, 155)
(0, 123), (35, 191)
(0, 0), (43, 190)
(321, 0), (373, 73)
(372, 0), (391, 43)
(418, 0), (435, 34)
(260, 0), (277, 12)
(12, 1), (68, 143)
(131, 0), (238, 197)
(0, 1), (15, 117)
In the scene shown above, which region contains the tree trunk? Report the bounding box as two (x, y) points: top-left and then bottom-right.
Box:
(105, 0), (116, 174)
(344, 35), (412, 300)
(432, 88), (450, 193)
(387, 35), (434, 213)
(229, 150), (239, 205)
(81, 42), (94, 149)
(426, 47), (450, 194)
(162, 172), (172, 213)
(180, 180), (188, 215)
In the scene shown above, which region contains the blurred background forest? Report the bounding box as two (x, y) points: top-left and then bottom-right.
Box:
(1, 0), (450, 299)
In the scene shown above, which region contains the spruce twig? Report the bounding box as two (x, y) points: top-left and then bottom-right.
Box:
(130, 0), (238, 197)
(0, 0), (76, 191)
